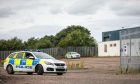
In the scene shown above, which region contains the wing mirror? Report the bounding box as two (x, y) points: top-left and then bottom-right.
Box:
(28, 56), (35, 59)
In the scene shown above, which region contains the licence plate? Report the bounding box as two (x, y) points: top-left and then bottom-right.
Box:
(57, 66), (64, 69)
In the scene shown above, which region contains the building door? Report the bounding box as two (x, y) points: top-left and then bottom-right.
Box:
(104, 44), (107, 52)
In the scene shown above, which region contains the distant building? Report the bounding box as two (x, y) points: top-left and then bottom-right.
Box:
(99, 29), (121, 57)
(102, 30), (120, 42)
(120, 26), (140, 73)
(99, 26), (140, 57)
(98, 26), (140, 72)
(98, 40), (120, 56)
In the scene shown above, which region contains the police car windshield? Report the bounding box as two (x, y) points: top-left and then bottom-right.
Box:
(33, 52), (55, 59)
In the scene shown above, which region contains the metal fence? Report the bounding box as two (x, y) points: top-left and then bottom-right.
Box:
(120, 27), (140, 73)
(0, 46), (98, 60)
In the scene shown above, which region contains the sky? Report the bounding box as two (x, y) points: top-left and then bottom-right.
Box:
(0, 0), (140, 42)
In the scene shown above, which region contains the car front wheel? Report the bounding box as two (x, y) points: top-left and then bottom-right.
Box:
(35, 65), (44, 75)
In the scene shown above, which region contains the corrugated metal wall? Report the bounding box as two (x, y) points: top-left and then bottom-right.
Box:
(120, 27), (140, 73)
(0, 47), (98, 60)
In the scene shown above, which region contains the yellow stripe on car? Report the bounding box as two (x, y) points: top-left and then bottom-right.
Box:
(6, 58), (10, 64)
(14, 59), (21, 65)
(22, 52), (25, 59)
(26, 59), (33, 66)
(13, 53), (18, 58)
(39, 60), (45, 64)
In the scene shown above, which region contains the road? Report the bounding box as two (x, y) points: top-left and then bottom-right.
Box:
(0, 57), (140, 84)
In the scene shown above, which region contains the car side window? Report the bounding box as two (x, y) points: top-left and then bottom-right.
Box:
(9, 53), (16, 58)
(25, 52), (34, 59)
(16, 52), (24, 59)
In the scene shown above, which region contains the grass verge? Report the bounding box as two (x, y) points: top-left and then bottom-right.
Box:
(65, 59), (85, 70)
(0, 60), (4, 67)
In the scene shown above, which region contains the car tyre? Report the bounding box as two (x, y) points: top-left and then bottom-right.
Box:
(57, 73), (63, 75)
(27, 72), (33, 75)
(71, 55), (73, 59)
(36, 65), (44, 75)
(6, 65), (14, 74)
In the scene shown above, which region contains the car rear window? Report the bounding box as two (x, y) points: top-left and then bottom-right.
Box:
(16, 52), (24, 59)
(8, 53), (16, 58)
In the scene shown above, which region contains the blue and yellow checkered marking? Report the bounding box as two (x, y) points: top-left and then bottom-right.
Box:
(9, 58), (14, 65)
(6, 58), (42, 66)
(20, 59), (26, 65)
(33, 59), (40, 65)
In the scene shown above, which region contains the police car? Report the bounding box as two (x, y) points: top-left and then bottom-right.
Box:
(4, 51), (67, 75)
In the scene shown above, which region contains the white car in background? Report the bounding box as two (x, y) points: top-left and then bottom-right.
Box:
(65, 52), (80, 59)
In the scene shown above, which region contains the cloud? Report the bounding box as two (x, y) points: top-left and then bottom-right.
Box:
(0, 8), (15, 18)
(0, 0), (64, 18)
(110, 0), (140, 16)
(66, 0), (107, 15)
(1, 0), (140, 17)
(0, 25), (63, 41)
(0, 0), (140, 42)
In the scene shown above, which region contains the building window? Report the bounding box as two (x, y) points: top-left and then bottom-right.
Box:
(114, 43), (116, 47)
(104, 44), (107, 52)
(110, 44), (112, 47)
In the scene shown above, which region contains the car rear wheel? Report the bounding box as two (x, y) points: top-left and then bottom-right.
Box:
(70, 55), (73, 59)
(27, 72), (33, 75)
(57, 73), (63, 75)
(6, 65), (14, 74)
(35, 65), (44, 75)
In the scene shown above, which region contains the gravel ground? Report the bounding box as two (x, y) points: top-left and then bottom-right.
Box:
(0, 57), (140, 84)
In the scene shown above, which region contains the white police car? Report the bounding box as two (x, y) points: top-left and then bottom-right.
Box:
(4, 51), (67, 75)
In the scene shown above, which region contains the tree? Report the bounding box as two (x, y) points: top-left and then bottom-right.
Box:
(24, 35), (55, 49)
(24, 37), (38, 49)
(42, 35), (55, 47)
(55, 25), (91, 46)
(56, 25), (97, 47)
(35, 36), (54, 49)
(0, 37), (25, 50)
(0, 25), (97, 50)
(6, 37), (24, 50)
(0, 40), (8, 50)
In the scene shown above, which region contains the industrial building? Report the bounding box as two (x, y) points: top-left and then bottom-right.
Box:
(98, 29), (120, 57)
(98, 26), (140, 72)
(98, 40), (120, 56)
(102, 30), (120, 42)
(98, 26), (140, 57)
(120, 26), (140, 73)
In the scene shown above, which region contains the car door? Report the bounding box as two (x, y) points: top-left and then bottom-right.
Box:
(14, 52), (35, 72)
(6, 53), (17, 70)
(14, 52), (24, 71)
(23, 52), (35, 72)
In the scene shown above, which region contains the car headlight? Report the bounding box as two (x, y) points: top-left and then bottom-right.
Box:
(45, 61), (54, 65)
